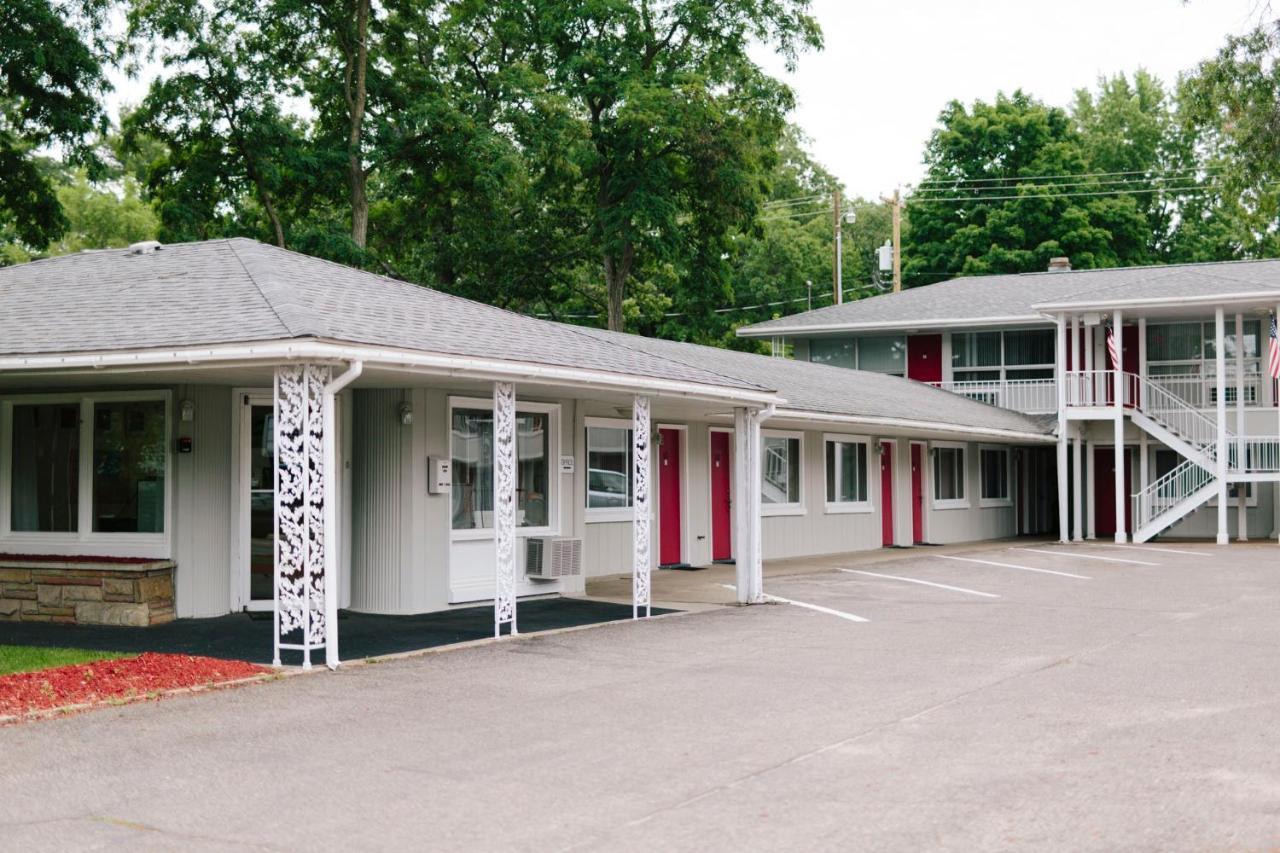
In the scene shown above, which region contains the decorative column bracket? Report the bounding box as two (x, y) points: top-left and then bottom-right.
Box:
(274, 363), (332, 669)
(633, 396), (652, 618)
(493, 381), (518, 636)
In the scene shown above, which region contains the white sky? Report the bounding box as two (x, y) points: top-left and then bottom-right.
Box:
(753, 0), (1267, 199)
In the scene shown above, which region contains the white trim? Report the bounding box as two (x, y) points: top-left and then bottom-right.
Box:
(767, 409), (1054, 444)
(738, 315), (1045, 337)
(236, 389), (274, 611)
(760, 429), (804, 516)
(1037, 291), (1280, 313)
(0, 339), (781, 408)
(978, 445), (1013, 508)
(822, 433), (874, 514)
(0, 390), (172, 558)
(930, 441), (969, 510)
(447, 395), (561, 540)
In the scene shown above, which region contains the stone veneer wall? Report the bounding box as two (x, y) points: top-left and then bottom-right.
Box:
(0, 561), (176, 626)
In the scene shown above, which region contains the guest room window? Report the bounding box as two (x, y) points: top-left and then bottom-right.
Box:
(932, 443), (967, 507)
(761, 432), (802, 512)
(979, 447), (1010, 506)
(449, 399), (556, 533)
(585, 420), (633, 514)
(3, 392), (170, 541)
(824, 436), (870, 511)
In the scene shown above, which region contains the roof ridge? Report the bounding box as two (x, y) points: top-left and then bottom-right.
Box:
(224, 239), (306, 337)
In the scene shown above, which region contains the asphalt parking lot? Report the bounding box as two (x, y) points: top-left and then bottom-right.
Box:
(3, 539), (1279, 851)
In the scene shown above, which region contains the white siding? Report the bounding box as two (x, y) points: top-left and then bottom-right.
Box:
(350, 388), (417, 613)
(172, 385), (234, 618)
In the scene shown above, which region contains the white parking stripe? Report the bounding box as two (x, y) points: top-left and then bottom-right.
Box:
(717, 584), (870, 623)
(1013, 547), (1158, 566)
(937, 554), (1091, 580)
(840, 569), (1000, 599)
(1093, 543), (1206, 557)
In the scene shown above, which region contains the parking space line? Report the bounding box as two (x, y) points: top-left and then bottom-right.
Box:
(1093, 543), (1206, 557)
(937, 554), (1091, 580)
(839, 569), (1000, 599)
(717, 584), (870, 623)
(1013, 548), (1158, 566)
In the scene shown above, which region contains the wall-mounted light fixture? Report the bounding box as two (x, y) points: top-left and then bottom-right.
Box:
(180, 399), (195, 422)
(398, 400), (414, 426)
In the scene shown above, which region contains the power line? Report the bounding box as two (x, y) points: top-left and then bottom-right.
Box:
(915, 165), (1224, 187)
(761, 193), (827, 209)
(912, 171), (1229, 195)
(908, 181), (1261, 203)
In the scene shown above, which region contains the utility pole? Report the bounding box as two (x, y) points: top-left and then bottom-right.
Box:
(880, 188), (903, 292)
(832, 189), (843, 304)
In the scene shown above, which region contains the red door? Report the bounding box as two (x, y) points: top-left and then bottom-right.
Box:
(907, 334), (943, 384)
(880, 443), (895, 546)
(910, 443), (925, 544)
(658, 428), (683, 566)
(1094, 447), (1133, 537)
(710, 431), (732, 561)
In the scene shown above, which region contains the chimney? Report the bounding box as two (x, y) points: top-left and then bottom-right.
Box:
(1047, 256), (1071, 272)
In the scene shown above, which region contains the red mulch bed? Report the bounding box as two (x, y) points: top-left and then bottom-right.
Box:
(0, 653), (270, 719)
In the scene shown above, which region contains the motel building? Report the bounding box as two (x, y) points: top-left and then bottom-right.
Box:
(0, 240), (1275, 667)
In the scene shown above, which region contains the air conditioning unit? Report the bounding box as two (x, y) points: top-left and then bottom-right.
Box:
(525, 537), (583, 580)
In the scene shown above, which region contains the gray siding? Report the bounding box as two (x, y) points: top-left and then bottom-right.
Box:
(172, 385), (234, 618)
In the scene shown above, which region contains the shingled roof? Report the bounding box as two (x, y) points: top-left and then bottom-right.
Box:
(737, 259), (1280, 336)
(0, 238), (766, 393)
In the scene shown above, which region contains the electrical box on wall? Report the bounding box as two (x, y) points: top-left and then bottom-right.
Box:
(428, 457), (452, 494)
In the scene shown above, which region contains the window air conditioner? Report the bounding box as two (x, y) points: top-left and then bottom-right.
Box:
(525, 537), (583, 580)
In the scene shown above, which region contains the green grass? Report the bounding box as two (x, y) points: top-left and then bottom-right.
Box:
(0, 645), (131, 676)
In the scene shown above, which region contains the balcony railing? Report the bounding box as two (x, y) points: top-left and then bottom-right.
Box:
(1063, 370), (1139, 409)
(930, 378), (1057, 414)
(1228, 437), (1280, 474)
(1148, 373), (1265, 409)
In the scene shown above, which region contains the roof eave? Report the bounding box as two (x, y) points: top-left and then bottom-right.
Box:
(768, 408), (1055, 443)
(737, 314), (1047, 338)
(1034, 290), (1280, 313)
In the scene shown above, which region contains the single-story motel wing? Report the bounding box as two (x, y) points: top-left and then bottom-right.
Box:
(3, 240), (1275, 668)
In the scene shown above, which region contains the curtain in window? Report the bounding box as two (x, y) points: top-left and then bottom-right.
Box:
(1147, 323), (1202, 363)
(11, 403), (80, 532)
(857, 336), (906, 374)
(1003, 330), (1054, 366)
(809, 338), (855, 369)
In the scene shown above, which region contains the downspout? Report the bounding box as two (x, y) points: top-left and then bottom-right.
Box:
(323, 360), (363, 669)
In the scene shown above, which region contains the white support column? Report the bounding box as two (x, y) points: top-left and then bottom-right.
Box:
(1113, 309), (1126, 543)
(273, 363), (331, 670)
(1138, 317), (1147, 409)
(493, 381), (517, 636)
(632, 395), (652, 618)
(1072, 426), (1084, 542)
(1215, 308), (1229, 545)
(1056, 313), (1069, 543)
(1235, 313), (1248, 541)
(1070, 314), (1081, 407)
(733, 408), (754, 604)
(1086, 439), (1096, 539)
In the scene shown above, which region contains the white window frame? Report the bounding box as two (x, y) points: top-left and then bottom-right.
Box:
(447, 395), (561, 541)
(950, 328), (1055, 383)
(0, 390), (173, 558)
(584, 416), (636, 524)
(931, 441), (970, 510)
(978, 445), (1013, 508)
(761, 429), (805, 516)
(823, 433), (873, 514)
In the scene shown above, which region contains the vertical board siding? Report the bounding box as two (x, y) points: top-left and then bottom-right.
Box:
(350, 389), (407, 613)
(173, 385), (233, 617)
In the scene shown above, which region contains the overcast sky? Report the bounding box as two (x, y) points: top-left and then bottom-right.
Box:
(752, 0), (1266, 199)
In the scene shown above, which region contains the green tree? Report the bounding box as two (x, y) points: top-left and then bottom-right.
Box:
(903, 91), (1150, 285)
(1, 0), (117, 247)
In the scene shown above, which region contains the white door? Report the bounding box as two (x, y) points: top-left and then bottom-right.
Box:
(239, 393), (276, 611)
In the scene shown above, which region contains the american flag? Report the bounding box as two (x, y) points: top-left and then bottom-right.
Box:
(1269, 312), (1280, 379)
(1106, 318), (1121, 370)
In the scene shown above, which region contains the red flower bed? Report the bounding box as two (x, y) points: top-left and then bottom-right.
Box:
(0, 653), (270, 718)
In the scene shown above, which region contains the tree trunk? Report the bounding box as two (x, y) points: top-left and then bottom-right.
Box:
(603, 241), (634, 332)
(347, 0), (371, 248)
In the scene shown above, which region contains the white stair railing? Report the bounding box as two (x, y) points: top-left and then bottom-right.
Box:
(1129, 373), (1224, 456)
(1132, 459), (1214, 533)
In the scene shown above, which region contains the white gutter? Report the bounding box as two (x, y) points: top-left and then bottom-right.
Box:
(736, 314), (1044, 337)
(1034, 290), (1280, 312)
(0, 338), (780, 408)
(768, 408), (1055, 444)
(322, 360), (362, 670)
